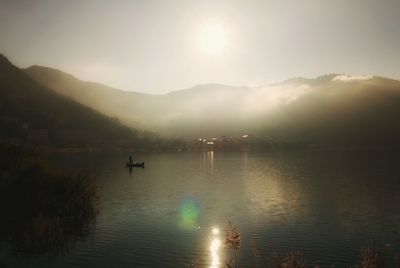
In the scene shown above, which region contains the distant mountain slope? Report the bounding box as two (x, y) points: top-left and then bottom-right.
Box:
(25, 65), (400, 147)
(25, 65), (160, 129)
(24, 66), (251, 135)
(0, 54), (141, 147)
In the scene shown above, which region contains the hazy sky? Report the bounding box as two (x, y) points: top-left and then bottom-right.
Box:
(1, 0), (399, 93)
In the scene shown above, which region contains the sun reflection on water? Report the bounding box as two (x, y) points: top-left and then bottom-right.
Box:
(210, 227), (221, 268)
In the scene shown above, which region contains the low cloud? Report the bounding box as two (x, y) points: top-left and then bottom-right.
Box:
(332, 75), (373, 82)
(243, 84), (311, 115)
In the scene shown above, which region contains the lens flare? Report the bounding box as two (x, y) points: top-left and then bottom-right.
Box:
(179, 198), (200, 229)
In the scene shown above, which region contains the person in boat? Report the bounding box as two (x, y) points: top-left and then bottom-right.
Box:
(129, 155), (132, 164)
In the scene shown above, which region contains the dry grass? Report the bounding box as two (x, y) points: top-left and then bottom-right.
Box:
(224, 220), (241, 268)
(223, 222), (398, 268)
(0, 143), (97, 257)
(356, 245), (394, 268)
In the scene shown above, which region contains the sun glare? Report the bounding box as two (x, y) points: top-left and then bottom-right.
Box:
(198, 22), (230, 55)
(210, 227), (221, 268)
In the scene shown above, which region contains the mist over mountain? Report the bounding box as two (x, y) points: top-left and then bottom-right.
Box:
(0, 54), (146, 147)
(25, 64), (400, 147)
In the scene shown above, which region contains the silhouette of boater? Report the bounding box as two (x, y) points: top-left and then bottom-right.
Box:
(126, 156), (144, 168)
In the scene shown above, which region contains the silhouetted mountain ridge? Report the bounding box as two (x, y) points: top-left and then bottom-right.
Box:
(0, 54), (146, 147)
(24, 62), (400, 147)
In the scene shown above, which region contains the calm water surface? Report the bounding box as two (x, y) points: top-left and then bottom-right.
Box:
(3, 151), (400, 267)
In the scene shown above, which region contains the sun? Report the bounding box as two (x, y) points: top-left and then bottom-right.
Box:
(198, 21), (230, 55)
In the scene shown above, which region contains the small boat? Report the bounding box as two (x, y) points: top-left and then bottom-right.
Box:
(126, 162), (145, 168)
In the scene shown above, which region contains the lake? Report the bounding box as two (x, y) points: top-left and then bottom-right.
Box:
(2, 150), (400, 267)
